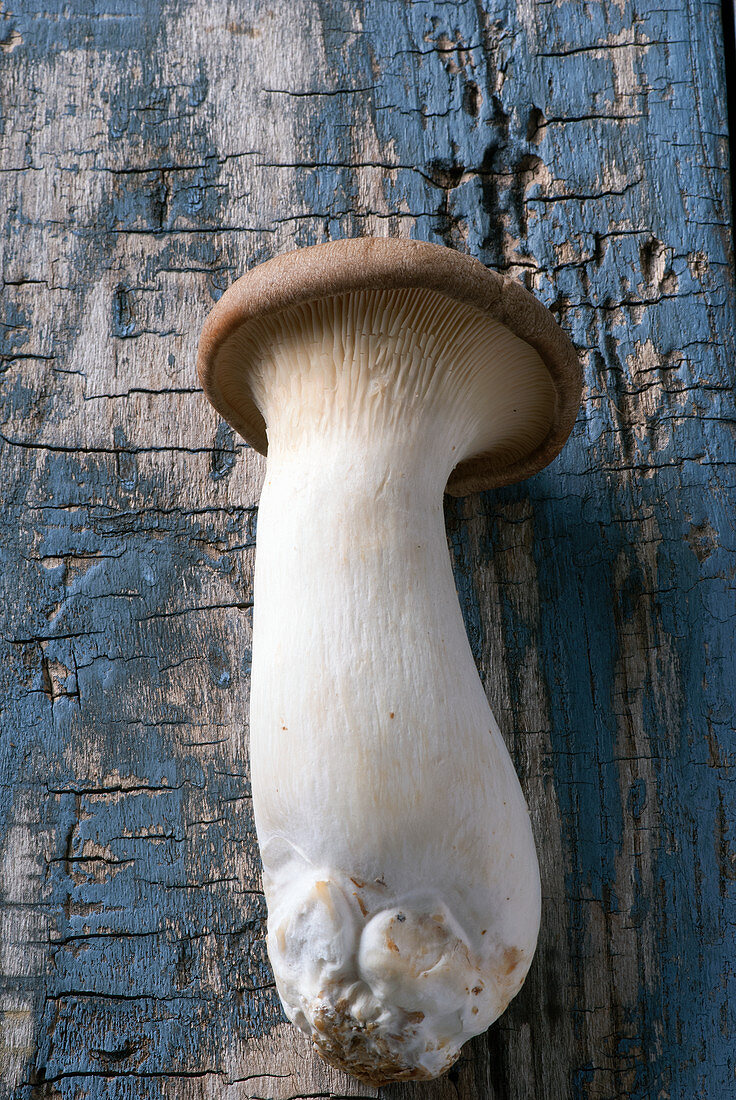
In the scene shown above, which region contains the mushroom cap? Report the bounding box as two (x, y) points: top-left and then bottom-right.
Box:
(197, 238), (581, 494)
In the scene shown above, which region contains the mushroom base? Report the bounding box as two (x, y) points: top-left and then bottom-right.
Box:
(266, 870), (530, 1083)
(310, 999), (459, 1086)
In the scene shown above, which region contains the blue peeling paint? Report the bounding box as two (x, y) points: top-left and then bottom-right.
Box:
(0, 0), (733, 1096)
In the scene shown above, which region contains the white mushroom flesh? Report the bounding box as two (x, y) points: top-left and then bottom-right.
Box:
(220, 286), (554, 1083)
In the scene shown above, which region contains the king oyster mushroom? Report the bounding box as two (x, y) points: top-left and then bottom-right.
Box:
(197, 238), (580, 1084)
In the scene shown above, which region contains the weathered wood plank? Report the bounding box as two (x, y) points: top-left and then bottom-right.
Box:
(0, 1), (733, 1098)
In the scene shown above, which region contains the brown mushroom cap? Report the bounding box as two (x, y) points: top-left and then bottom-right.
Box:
(197, 238), (581, 495)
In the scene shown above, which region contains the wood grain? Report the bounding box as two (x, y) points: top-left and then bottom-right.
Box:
(0, 1), (733, 1098)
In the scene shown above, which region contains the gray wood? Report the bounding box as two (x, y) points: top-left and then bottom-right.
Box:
(0, 1), (733, 1098)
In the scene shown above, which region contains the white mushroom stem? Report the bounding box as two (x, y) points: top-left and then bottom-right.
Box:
(245, 287), (548, 1083)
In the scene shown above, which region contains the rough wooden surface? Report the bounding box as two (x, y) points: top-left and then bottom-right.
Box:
(0, 1), (733, 1098)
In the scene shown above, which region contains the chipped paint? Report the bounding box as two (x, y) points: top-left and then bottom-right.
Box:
(0, 0), (733, 1097)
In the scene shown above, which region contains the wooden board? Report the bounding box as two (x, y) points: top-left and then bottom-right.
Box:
(0, 1), (733, 1097)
